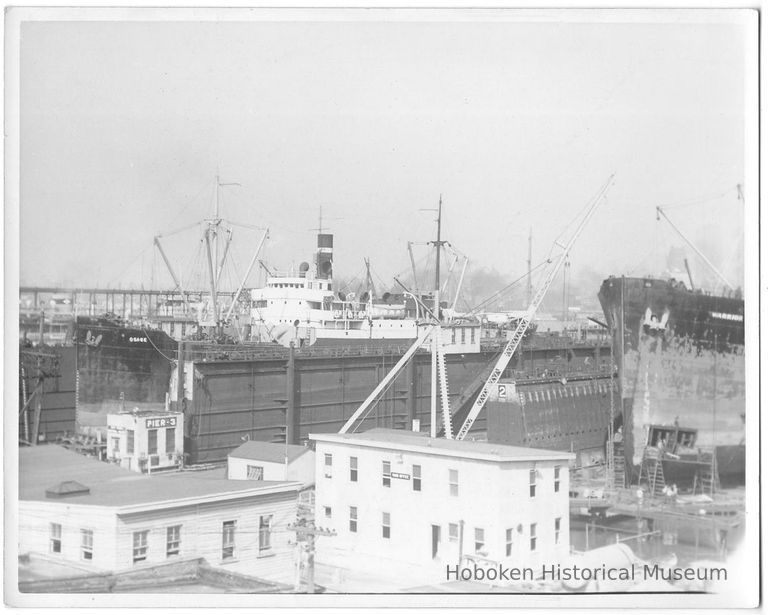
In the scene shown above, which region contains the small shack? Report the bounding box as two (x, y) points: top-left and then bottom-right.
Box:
(227, 441), (315, 487)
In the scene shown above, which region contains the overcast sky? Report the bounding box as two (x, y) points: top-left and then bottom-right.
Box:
(18, 10), (753, 295)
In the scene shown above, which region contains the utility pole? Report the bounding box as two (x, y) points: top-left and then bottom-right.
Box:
(287, 521), (336, 593)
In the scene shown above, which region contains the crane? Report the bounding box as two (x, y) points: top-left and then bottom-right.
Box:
(453, 175), (615, 441)
(655, 205), (734, 291)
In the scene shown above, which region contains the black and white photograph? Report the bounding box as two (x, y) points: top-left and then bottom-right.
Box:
(4, 6), (760, 608)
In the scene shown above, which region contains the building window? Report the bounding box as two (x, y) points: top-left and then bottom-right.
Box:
(448, 523), (459, 543)
(349, 506), (358, 533)
(247, 465), (264, 480)
(413, 464), (421, 491)
(167, 525), (181, 557)
(530, 523), (537, 551)
(506, 528), (514, 557)
(449, 469), (459, 496)
(259, 515), (273, 552)
(50, 523), (62, 554)
(382, 512), (391, 539)
(474, 528), (485, 554)
(165, 427), (175, 454)
(222, 521), (236, 560)
(470, 327), (476, 343)
(461, 328), (466, 343)
(350, 456), (358, 482)
(148, 429), (158, 455)
(554, 466), (561, 493)
(555, 518), (561, 545)
(452, 328), (456, 343)
(80, 529), (93, 561)
(133, 530), (148, 563)
(382, 461), (391, 487)
(126, 430), (134, 454)
(324, 453), (332, 478)
(111, 437), (120, 453)
(324, 506), (332, 518)
(529, 468), (537, 497)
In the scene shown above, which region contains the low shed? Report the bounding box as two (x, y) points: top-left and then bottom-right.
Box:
(227, 441), (314, 487)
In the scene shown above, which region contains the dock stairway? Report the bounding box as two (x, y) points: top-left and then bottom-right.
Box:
(639, 447), (666, 497)
(693, 450), (720, 497)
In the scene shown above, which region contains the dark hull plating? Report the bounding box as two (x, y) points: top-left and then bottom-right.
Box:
(74, 316), (177, 430)
(598, 277), (745, 482)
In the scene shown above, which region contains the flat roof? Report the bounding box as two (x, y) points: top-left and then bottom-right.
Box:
(20, 445), (300, 512)
(109, 408), (182, 418)
(310, 428), (574, 463)
(228, 440), (311, 464)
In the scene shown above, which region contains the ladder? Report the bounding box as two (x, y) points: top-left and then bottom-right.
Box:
(639, 447), (666, 497)
(693, 450), (720, 496)
(611, 442), (627, 490)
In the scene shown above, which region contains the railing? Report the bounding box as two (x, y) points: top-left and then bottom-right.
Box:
(181, 336), (614, 365)
(183, 341), (420, 363)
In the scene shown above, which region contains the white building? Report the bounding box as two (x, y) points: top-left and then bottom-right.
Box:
(227, 441), (315, 487)
(106, 408), (184, 473)
(310, 428), (573, 584)
(19, 445), (301, 580)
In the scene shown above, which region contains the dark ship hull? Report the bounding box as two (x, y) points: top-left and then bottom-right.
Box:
(74, 316), (177, 432)
(598, 277), (745, 484)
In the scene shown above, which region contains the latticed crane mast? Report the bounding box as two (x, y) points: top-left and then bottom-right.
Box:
(454, 175), (615, 441)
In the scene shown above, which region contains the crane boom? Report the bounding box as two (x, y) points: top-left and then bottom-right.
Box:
(153, 236), (189, 310)
(454, 175), (614, 440)
(656, 206), (734, 291)
(224, 228), (269, 323)
(339, 325), (435, 434)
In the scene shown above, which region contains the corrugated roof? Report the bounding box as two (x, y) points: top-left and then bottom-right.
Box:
(227, 440), (311, 464)
(310, 428), (575, 462)
(20, 445), (299, 510)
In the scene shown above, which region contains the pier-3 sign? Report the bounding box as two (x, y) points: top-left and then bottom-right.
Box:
(146, 417), (177, 429)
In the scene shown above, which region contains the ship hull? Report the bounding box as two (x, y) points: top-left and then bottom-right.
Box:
(74, 317), (177, 433)
(598, 277), (745, 483)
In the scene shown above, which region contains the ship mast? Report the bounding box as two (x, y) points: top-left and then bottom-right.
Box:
(526, 227), (532, 306)
(205, 175), (241, 329)
(428, 195), (446, 320)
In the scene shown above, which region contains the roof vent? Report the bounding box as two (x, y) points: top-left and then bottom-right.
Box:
(45, 480), (90, 498)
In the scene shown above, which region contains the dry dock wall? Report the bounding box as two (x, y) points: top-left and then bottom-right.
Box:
(185, 341), (611, 464)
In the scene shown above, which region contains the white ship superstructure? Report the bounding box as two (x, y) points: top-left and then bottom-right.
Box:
(248, 233), (419, 345)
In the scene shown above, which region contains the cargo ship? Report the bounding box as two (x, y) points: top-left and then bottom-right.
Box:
(598, 276), (745, 486)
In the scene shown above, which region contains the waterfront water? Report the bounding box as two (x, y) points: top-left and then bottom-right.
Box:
(570, 514), (743, 566)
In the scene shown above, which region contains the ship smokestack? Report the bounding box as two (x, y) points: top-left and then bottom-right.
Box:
(316, 233), (333, 280)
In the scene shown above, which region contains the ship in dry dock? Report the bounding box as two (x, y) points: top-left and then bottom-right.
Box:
(598, 276), (745, 487)
(20, 218), (615, 466)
